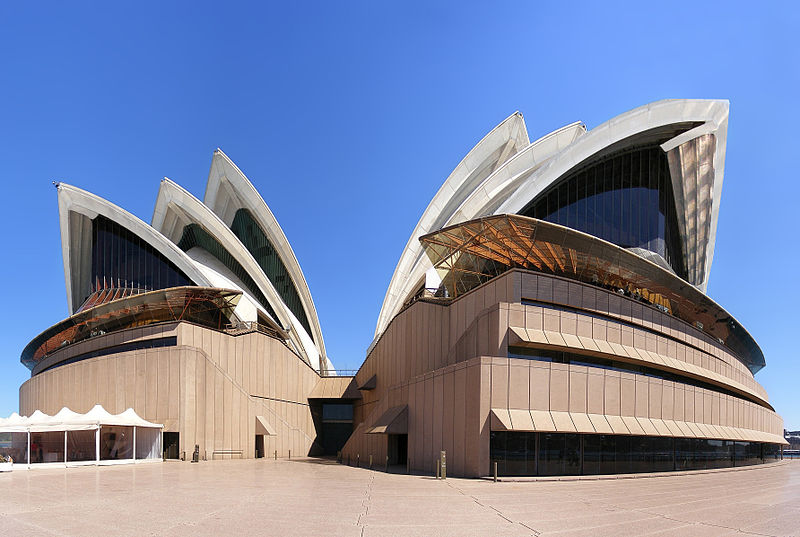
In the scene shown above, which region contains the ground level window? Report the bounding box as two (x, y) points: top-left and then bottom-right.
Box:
(490, 432), (782, 477)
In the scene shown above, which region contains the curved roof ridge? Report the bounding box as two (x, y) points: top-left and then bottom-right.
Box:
(203, 149), (327, 363)
(374, 112), (529, 337)
(496, 99), (729, 290)
(373, 118), (584, 340)
(153, 178), (322, 370)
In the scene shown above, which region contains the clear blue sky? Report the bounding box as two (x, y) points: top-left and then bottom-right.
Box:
(1, 2), (797, 428)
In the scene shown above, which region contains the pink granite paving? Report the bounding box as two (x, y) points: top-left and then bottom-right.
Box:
(0, 459), (798, 536)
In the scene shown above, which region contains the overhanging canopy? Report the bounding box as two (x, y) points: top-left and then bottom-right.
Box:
(255, 416), (276, 436)
(21, 286), (241, 370)
(366, 405), (408, 435)
(419, 214), (765, 374)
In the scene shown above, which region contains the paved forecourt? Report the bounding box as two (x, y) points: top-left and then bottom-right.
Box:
(1, 459), (799, 536)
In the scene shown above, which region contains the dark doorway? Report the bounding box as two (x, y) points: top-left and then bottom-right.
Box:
(310, 402), (354, 456)
(255, 435), (264, 458)
(163, 432), (179, 460)
(388, 434), (408, 465)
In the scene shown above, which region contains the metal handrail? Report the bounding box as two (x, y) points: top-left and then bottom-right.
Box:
(319, 370), (358, 377)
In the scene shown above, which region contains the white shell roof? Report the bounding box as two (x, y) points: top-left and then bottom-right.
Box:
(203, 149), (327, 365)
(374, 99), (730, 344)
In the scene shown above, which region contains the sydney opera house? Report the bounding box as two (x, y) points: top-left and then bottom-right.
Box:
(19, 99), (786, 476)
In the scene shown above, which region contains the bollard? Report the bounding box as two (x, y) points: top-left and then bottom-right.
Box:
(436, 458), (440, 479)
(357, 454), (360, 467)
(441, 450), (446, 480)
(407, 458), (410, 474)
(385, 455), (389, 472)
(288, 449), (291, 459)
(191, 444), (199, 463)
(493, 461), (498, 482)
(369, 455), (373, 469)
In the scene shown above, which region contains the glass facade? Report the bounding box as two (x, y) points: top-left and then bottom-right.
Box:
(230, 209), (312, 337)
(490, 432), (782, 476)
(86, 216), (192, 307)
(176, 223), (280, 323)
(519, 144), (686, 279)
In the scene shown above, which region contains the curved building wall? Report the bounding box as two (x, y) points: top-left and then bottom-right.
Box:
(340, 269), (783, 477)
(20, 321), (322, 459)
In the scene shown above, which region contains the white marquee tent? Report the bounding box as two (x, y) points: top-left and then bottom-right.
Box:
(0, 405), (162, 469)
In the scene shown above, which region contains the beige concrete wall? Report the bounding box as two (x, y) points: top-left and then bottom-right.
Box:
(20, 322), (320, 459)
(342, 269), (784, 477)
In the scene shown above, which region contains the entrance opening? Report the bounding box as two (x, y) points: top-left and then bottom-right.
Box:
(388, 434), (408, 465)
(255, 435), (264, 458)
(310, 402), (354, 456)
(163, 432), (179, 460)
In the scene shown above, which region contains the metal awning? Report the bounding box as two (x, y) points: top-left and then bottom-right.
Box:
(366, 405), (408, 435)
(255, 416), (276, 436)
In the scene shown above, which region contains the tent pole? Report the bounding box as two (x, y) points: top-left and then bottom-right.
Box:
(27, 429), (30, 469)
(64, 431), (67, 468)
(133, 427), (136, 463)
(95, 426), (100, 465)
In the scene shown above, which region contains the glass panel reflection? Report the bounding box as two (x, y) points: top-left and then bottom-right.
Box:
(491, 432), (778, 476)
(521, 145), (686, 279)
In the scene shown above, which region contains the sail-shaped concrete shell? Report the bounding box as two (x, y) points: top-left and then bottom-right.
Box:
(203, 149), (327, 368)
(375, 116), (586, 338)
(376, 99), (729, 341)
(497, 99), (728, 292)
(152, 179), (322, 370)
(57, 183), (215, 314)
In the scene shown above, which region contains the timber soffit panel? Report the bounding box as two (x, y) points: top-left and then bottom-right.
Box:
(202, 149), (327, 366)
(419, 214), (765, 375)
